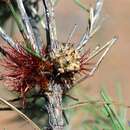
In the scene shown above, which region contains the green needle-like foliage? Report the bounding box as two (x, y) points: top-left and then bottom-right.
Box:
(64, 86), (129, 130)
(101, 88), (126, 130)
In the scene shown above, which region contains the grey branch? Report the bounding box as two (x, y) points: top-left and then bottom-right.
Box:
(43, 0), (59, 53)
(45, 84), (64, 130)
(77, 0), (103, 51)
(16, 0), (38, 52)
(30, 19), (42, 53)
(88, 37), (117, 76)
(66, 24), (78, 44)
(24, 0), (43, 54)
(42, 0), (64, 130)
(0, 27), (17, 49)
(74, 37), (117, 86)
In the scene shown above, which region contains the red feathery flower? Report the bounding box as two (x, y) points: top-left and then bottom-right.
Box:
(0, 45), (52, 102)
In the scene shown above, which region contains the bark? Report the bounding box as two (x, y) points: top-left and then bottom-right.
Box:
(42, 0), (64, 129)
(45, 83), (64, 130)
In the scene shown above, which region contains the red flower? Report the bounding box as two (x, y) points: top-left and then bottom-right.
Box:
(0, 45), (52, 104)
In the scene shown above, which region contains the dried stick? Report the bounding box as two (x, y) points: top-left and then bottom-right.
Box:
(77, 0), (103, 51)
(66, 24), (78, 44)
(63, 100), (130, 110)
(0, 97), (40, 130)
(45, 84), (64, 130)
(74, 37), (117, 86)
(43, 0), (64, 129)
(1, 99), (130, 112)
(16, 0), (38, 52)
(0, 107), (22, 111)
(23, 0), (42, 54)
(43, 0), (59, 54)
(0, 27), (17, 49)
(88, 37), (117, 76)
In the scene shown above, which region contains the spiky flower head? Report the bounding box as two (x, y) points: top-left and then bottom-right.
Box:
(52, 44), (81, 73)
(49, 43), (92, 91)
(0, 44), (53, 103)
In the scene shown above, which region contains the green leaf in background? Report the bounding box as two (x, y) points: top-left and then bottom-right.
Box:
(73, 0), (89, 12)
(115, 82), (127, 125)
(8, 2), (25, 36)
(100, 88), (126, 130)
